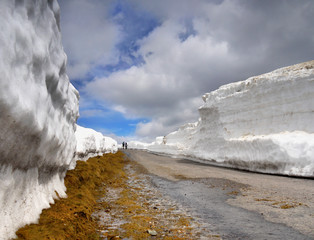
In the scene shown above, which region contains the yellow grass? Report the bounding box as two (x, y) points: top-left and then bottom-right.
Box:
(16, 152), (127, 240)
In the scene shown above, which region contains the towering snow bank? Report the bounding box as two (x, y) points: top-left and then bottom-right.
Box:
(128, 141), (155, 150)
(0, 1), (79, 239)
(74, 125), (117, 163)
(134, 61), (314, 177)
(194, 61), (314, 176)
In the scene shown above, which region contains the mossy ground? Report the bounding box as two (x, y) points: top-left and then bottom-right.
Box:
(16, 152), (127, 240)
(15, 151), (219, 239)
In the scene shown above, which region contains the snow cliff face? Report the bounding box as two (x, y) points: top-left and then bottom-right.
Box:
(74, 125), (118, 164)
(195, 61), (314, 176)
(131, 61), (314, 177)
(144, 122), (199, 155)
(0, 1), (79, 239)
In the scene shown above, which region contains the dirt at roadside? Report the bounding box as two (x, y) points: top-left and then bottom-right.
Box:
(94, 158), (221, 239)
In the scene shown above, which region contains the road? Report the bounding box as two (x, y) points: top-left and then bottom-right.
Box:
(124, 149), (314, 240)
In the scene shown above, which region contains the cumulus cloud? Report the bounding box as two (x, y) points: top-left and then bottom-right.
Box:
(83, 19), (217, 136)
(62, 0), (314, 141)
(59, 0), (121, 79)
(134, 97), (202, 142)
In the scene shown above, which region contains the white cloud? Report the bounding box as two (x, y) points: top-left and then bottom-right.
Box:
(79, 109), (105, 118)
(82, 17), (236, 140)
(135, 96), (202, 141)
(113, 105), (127, 114)
(63, 0), (314, 141)
(59, 0), (121, 79)
(84, 19), (233, 111)
(96, 128), (137, 145)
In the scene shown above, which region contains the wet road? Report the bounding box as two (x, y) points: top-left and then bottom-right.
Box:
(124, 149), (314, 240)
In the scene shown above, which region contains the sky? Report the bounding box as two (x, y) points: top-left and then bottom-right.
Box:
(59, 0), (314, 142)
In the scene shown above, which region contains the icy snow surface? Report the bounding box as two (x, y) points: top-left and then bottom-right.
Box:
(130, 61), (314, 177)
(0, 1), (79, 239)
(74, 125), (117, 165)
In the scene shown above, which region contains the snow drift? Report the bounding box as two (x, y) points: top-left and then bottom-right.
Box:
(0, 1), (79, 239)
(130, 61), (314, 177)
(74, 125), (117, 163)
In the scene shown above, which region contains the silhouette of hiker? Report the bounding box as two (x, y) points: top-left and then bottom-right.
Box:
(122, 142), (125, 149)
(125, 142), (128, 149)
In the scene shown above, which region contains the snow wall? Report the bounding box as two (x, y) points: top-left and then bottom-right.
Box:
(0, 1), (79, 239)
(130, 61), (314, 177)
(74, 125), (118, 165)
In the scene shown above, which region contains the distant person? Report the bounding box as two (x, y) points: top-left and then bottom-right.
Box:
(163, 136), (167, 144)
(125, 142), (128, 149)
(122, 142), (125, 149)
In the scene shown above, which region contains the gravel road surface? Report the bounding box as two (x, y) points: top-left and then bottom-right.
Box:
(124, 149), (314, 240)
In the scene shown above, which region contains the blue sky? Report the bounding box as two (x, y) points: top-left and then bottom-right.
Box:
(61, 0), (160, 139)
(59, 0), (314, 142)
